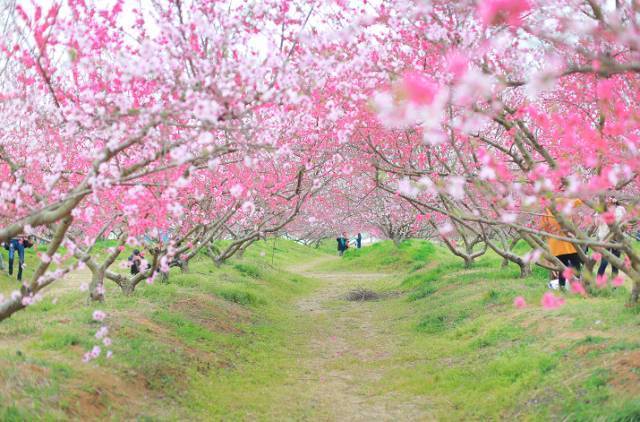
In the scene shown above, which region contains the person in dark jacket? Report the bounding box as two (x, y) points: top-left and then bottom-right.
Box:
(356, 233), (362, 249)
(336, 233), (347, 256)
(8, 236), (33, 281)
(129, 249), (143, 275)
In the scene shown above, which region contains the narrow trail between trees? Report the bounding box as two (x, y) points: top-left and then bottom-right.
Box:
(279, 256), (433, 421)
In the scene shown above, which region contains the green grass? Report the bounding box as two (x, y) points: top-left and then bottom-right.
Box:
(0, 237), (638, 419)
(0, 239), (321, 419)
(332, 239), (640, 420)
(320, 238), (441, 272)
(214, 287), (264, 306)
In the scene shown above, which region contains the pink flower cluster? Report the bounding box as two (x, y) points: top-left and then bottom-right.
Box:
(84, 310), (113, 363)
(541, 292), (565, 310)
(513, 296), (527, 308)
(477, 0), (531, 27)
(401, 71), (439, 105)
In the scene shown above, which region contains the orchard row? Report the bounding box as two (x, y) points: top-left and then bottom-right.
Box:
(1, 0), (639, 323)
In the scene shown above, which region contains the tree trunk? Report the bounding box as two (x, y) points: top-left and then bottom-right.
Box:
(120, 282), (135, 295)
(631, 277), (639, 304)
(464, 257), (473, 269)
(622, 260), (640, 304)
(519, 263), (532, 278)
(501, 257), (509, 268)
(159, 271), (169, 283)
(89, 268), (105, 302)
(205, 246), (218, 265)
(180, 259), (189, 273)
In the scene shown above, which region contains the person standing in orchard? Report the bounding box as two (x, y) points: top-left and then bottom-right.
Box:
(337, 233), (347, 256)
(540, 199), (583, 290)
(128, 249), (143, 275)
(356, 233), (362, 249)
(8, 235), (33, 282)
(597, 197), (627, 279)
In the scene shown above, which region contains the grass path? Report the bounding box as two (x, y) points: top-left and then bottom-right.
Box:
(278, 255), (433, 420)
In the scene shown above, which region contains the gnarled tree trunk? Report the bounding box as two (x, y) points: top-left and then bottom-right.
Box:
(89, 268), (106, 302)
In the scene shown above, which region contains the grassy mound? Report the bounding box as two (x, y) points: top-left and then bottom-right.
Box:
(322, 239), (442, 272)
(0, 239), (323, 420)
(381, 246), (640, 419)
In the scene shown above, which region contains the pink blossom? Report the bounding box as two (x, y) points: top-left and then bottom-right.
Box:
(596, 274), (608, 288)
(397, 178), (419, 198)
(601, 211), (616, 225)
(95, 326), (109, 339)
(612, 276), (625, 287)
(157, 256), (169, 273)
(106, 350), (113, 359)
(446, 176), (466, 200)
(477, 0), (531, 27)
(103, 337), (112, 347)
(401, 71), (438, 105)
(571, 281), (587, 296)
(439, 222), (454, 236)
(541, 292), (565, 310)
(513, 296), (527, 308)
(523, 249), (542, 264)
(479, 165), (497, 181)
(230, 184), (244, 198)
(591, 252), (602, 262)
(500, 212), (517, 224)
(561, 267), (574, 281)
(90, 345), (101, 359)
(241, 201), (256, 215)
(446, 51), (469, 80)
(92, 310), (106, 322)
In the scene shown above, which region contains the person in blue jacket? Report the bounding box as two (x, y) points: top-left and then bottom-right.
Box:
(336, 232), (348, 256)
(356, 233), (362, 249)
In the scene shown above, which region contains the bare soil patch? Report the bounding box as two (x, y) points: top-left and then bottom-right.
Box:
(346, 288), (380, 301)
(610, 350), (640, 396)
